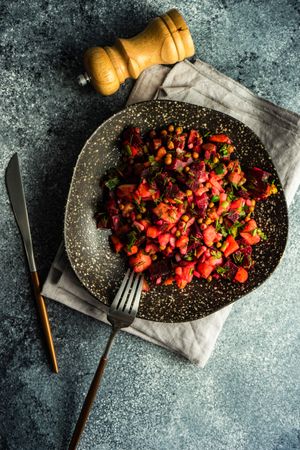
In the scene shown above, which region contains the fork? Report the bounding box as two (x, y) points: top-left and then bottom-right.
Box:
(68, 269), (144, 450)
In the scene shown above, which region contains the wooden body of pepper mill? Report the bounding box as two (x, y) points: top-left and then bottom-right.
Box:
(78, 9), (195, 96)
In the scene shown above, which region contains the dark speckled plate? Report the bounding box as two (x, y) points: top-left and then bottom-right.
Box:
(64, 100), (288, 322)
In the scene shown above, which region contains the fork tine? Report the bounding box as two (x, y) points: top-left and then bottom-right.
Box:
(116, 270), (136, 311)
(130, 275), (144, 316)
(110, 269), (131, 310)
(123, 273), (141, 314)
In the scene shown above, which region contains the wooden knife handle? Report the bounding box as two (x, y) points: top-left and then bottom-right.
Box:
(82, 9), (195, 95)
(30, 271), (59, 373)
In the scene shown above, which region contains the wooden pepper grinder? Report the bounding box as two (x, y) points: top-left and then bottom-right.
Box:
(78, 9), (195, 95)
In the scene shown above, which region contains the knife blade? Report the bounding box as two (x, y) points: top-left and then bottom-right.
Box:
(6, 153), (58, 373)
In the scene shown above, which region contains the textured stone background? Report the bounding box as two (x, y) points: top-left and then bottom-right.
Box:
(1, 1), (299, 449)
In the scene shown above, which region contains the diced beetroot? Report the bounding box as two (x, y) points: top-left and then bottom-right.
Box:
(234, 267), (249, 283)
(129, 251), (152, 273)
(116, 184), (136, 200)
(107, 197), (119, 216)
(122, 127), (143, 147)
(244, 167), (274, 200)
(222, 260), (239, 279)
(201, 143), (217, 152)
(221, 235), (239, 257)
(148, 260), (171, 283)
(187, 129), (201, 146)
(201, 143), (217, 160)
(195, 192), (209, 217)
(226, 211), (240, 223)
(151, 138), (162, 150)
(169, 157), (193, 172)
(240, 232), (260, 245)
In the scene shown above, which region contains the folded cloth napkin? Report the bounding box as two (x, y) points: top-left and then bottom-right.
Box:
(42, 59), (300, 367)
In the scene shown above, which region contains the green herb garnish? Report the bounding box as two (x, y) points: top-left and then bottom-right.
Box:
(214, 164), (225, 175)
(126, 231), (138, 251)
(216, 266), (229, 274)
(219, 144), (229, 156)
(233, 252), (244, 264)
(105, 177), (120, 190)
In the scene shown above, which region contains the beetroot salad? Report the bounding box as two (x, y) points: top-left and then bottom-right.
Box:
(95, 125), (278, 290)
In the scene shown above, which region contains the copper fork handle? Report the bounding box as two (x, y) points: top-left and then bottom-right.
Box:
(68, 329), (118, 450)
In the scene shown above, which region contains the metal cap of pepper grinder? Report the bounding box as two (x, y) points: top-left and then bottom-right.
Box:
(78, 72), (91, 86)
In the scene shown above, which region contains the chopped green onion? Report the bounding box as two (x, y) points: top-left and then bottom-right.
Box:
(215, 163), (225, 175)
(211, 195), (220, 203)
(257, 229), (268, 240)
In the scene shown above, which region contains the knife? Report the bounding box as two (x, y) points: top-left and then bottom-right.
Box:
(5, 153), (58, 373)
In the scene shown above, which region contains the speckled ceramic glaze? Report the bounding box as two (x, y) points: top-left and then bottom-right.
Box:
(64, 100), (288, 322)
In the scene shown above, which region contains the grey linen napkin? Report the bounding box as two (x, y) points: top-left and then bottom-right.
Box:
(42, 60), (300, 367)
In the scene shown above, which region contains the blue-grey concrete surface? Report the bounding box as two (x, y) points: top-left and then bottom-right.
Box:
(1, 1), (299, 449)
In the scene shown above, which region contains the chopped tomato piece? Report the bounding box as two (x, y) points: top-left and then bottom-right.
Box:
(129, 251), (152, 273)
(175, 265), (194, 288)
(234, 267), (249, 283)
(175, 235), (189, 248)
(228, 171), (243, 185)
(146, 226), (161, 239)
(240, 232), (260, 245)
(158, 233), (171, 248)
(221, 235), (239, 257)
(197, 262), (214, 279)
(126, 245), (138, 256)
(242, 219), (258, 232)
(111, 235), (123, 253)
(164, 277), (174, 286)
(203, 225), (221, 247)
(153, 202), (182, 224)
(210, 176), (224, 193)
(135, 180), (159, 201)
(142, 279), (150, 291)
(230, 198), (245, 210)
(208, 134), (232, 144)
